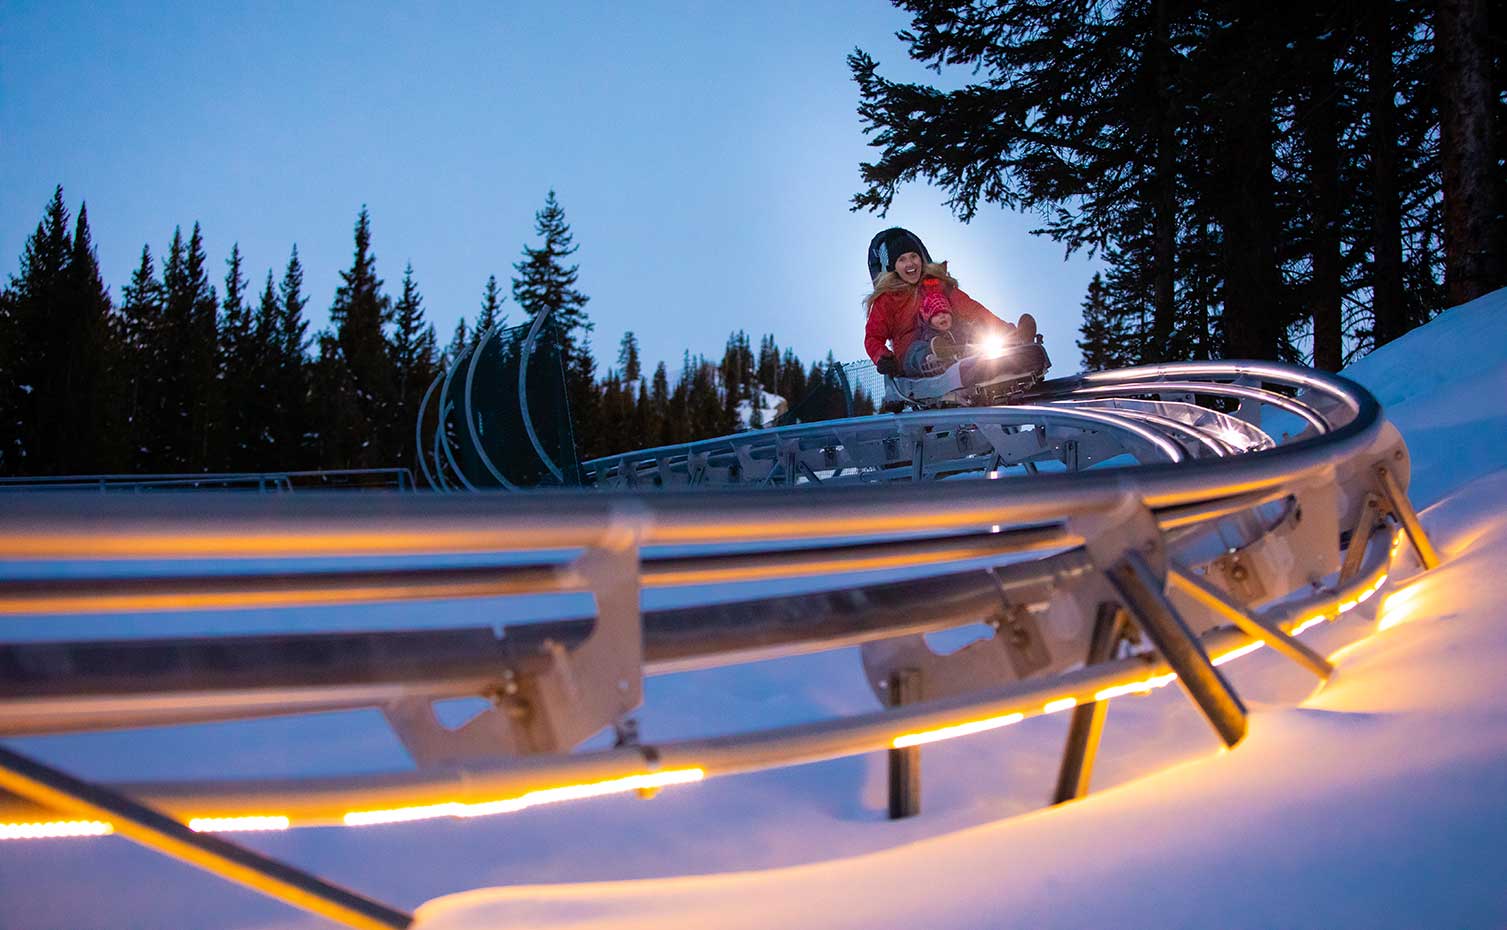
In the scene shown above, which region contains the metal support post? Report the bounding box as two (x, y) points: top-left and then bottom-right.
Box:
(1167, 566), (1334, 679)
(1105, 551), (1248, 747)
(1052, 604), (1127, 804)
(886, 667), (922, 819)
(1375, 464), (1441, 571)
(1340, 494), (1382, 583)
(0, 743), (411, 930)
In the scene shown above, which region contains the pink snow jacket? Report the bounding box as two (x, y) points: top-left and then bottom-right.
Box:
(865, 279), (1007, 366)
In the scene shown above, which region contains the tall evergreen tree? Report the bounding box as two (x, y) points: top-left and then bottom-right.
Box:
(445, 317), (468, 369)
(60, 202), (118, 471)
(270, 246), (311, 469)
(117, 244), (166, 470)
(320, 207), (395, 467)
(512, 191), (593, 460)
(1077, 272), (1131, 372)
(1, 187), (73, 474)
(474, 274), (504, 343)
(389, 263), (438, 467)
(1436, 0), (1506, 305)
(618, 331), (642, 383)
(218, 244), (256, 469)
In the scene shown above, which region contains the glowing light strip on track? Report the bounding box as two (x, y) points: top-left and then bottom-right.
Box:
(342, 768), (706, 827)
(894, 559), (1395, 751)
(0, 819), (113, 840)
(189, 815), (291, 833)
(0, 535), (1405, 841)
(893, 712), (1025, 748)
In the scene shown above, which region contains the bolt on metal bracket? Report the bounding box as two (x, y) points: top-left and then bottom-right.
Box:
(384, 512), (645, 766)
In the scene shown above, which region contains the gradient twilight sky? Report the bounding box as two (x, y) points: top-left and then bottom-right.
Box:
(3, 0), (1098, 376)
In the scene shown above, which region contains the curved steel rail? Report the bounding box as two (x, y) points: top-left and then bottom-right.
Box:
(461, 319), (519, 491)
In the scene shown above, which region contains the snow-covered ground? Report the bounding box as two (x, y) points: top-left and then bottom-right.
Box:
(1, 290), (1504, 929)
(736, 386), (788, 430)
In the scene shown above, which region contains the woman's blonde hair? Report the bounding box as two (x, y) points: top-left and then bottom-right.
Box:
(864, 261), (957, 314)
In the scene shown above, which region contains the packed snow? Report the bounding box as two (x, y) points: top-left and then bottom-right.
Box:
(1, 289), (1505, 930)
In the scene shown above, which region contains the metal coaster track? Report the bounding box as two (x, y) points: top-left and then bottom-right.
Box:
(0, 360), (1441, 930)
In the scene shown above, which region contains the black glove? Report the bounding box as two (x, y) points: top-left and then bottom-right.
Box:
(875, 355), (900, 376)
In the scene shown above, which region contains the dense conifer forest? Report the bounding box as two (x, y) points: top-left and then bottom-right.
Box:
(851, 0), (1504, 369)
(0, 189), (853, 478)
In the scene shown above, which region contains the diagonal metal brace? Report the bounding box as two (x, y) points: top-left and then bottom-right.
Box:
(1105, 551), (1248, 748)
(1168, 565), (1333, 680)
(1340, 493), (1382, 584)
(1374, 464), (1440, 571)
(0, 743), (411, 930)
(1052, 604), (1127, 805)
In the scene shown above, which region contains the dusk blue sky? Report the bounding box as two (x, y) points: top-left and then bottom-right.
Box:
(3, 0), (1099, 377)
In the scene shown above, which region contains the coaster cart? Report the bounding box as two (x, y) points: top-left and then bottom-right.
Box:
(883, 335), (1052, 410)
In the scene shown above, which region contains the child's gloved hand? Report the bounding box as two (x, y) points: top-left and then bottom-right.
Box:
(876, 355), (900, 376)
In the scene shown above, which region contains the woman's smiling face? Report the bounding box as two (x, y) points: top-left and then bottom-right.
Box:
(894, 251), (923, 284)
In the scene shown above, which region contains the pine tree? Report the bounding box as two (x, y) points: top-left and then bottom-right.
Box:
(218, 244), (256, 469)
(320, 207), (395, 468)
(244, 270), (281, 467)
(511, 190), (590, 350)
(778, 347), (807, 406)
(651, 361), (673, 446)
(474, 275), (504, 343)
(1, 187), (73, 474)
(1076, 273), (1130, 372)
(271, 246), (311, 469)
(512, 191), (592, 460)
(1436, 0), (1505, 305)
(567, 334), (600, 459)
(389, 263), (438, 468)
(117, 245), (165, 470)
(445, 317), (469, 369)
(618, 331), (642, 383)
(60, 203), (118, 471)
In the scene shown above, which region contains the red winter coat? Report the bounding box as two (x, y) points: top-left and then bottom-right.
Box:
(864, 281), (1008, 366)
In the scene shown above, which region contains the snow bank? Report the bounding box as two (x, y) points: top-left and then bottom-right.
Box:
(735, 386), (787, 430)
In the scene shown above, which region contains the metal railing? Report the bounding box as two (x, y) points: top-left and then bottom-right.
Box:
(0, 468), (417, 493)
(0, 360), (1440, 930)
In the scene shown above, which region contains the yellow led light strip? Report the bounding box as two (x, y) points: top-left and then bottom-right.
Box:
(343, 768), (706, 827)
(892, 712), (1025, 748)
(188, 815), (291, 833)
(0, 819), (113, 840)
(893, 561), (1395, 750)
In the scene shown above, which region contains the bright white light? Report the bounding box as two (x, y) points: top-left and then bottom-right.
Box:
(978, 335), (1008, 357)
(893, 712), (1025, 748)
(1212, 642), (1265, 666)
(1042, 697), (1079, 714)
(343, 768), (705, 827)
(189, 815), (290, 833)
(0, 820), (113, 840)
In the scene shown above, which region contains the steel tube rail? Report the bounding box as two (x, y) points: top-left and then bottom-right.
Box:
(1048, 382), (1329, 434)
(0, 525), (1076, 617)
(0, 529), (1396, 828)
(0, 552), (1090, 736)
(0, 365), (1385, 561)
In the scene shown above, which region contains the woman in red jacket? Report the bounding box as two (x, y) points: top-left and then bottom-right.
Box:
(863, 227), (1036, 380)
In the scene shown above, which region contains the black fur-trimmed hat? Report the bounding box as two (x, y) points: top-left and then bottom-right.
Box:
(867, 227), (932, 283)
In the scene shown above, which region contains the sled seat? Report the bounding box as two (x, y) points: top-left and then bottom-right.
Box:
(883, 340), (1051, 409)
